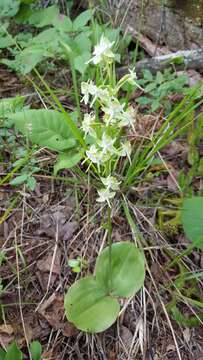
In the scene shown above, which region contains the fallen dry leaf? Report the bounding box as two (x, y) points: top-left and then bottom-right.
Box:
(37, 206), (78, 241)
(36, 248), (61, 290)
(120, 325), (134, 352)
(0, 324), (14, 348)
(38, 293), (78, 337)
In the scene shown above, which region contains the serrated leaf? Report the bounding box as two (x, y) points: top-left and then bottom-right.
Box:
(30, 341), (42, 360)
(136, 97), (151, 105)
(54, 151), (82, 175)
(5, 342), (22, 360)
(95, 242), (145, 297)
(11, 109), (76, 151)
(182, 197), (203, 250)
(142, 69), (153, 81)
(145, 83), (156, 92)
(64, 276), (120, 333)
(156, 71), (164, 84)
(73, 10), (92, 31)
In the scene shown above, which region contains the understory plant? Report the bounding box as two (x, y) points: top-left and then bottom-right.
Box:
(2, 31), (202, 333)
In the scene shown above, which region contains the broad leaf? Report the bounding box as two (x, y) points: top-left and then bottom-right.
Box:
(54, 151), (82, 175)
(182, 197), (203, 250)
(73, 10), (92, 31)
(10, 174), (28, 186)
(95, 242), (145, 297)
(74, 53), (91, 75)
(5, 343), (22, 360)
(64, 276), (120, 333)
(30, 341), (42, 360)
(11, 109), (76, 150)
(52, 14), (73, 33)
(74, 33), (91, 54)
(16, 46), (52, 74)
(0, 0), (20, 17)
(16, 5), (59, 27)
(0, 35), (15, 49)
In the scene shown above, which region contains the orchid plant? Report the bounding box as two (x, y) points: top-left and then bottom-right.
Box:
(80, 35), (139, 207)
(63, 36), (145, 333)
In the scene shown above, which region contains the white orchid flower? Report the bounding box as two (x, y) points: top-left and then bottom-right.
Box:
(119, 106), (135, 129)
(103, 99), (125, 125)
(88, 35), (115, 65)
(97, 188), (116, 207)
(119, 141), (132, 163)
(81, 80), (96, 105)
(127, 68), (137, 85)
(86, 144), (102, 165)
(98, 133), (117, 156)
(81, 113), (95, 136)
(101, 175), (121, 191)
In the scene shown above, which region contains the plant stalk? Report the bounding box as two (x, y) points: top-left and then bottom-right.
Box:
(107, 206), (113, 293)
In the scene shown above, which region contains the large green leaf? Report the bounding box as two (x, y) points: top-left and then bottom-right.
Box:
(0, 34), (15, 49)
(11, 109), (76, 150)
(72, 10), (92, 31)
(0, 0), (20, 17)
(95, 242), (145, 297)
(52, 14), (73, 33)
(5, 343), (22, 360)
(182, 197), (203, 250)
(54, 151), (82, 175)
(16, 5), (59, 27)
(64, 276), (120, 333)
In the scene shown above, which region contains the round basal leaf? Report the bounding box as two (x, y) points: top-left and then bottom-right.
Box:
(64, 276), (120, 333)
(10, 109), (76, 151)
(29, 341), (42, 360)
(182, 197), (203, 250)
(95, 242), (145, 298)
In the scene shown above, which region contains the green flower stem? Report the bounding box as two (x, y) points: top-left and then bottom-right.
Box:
(107, 205), (113, 292)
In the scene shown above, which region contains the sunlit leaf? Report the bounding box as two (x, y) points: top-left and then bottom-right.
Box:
(73, 10), (92, 31)
(0, 0), (20, 17)
(10, 109), (76, 150)
(95, 242), (145, 297)
(64, 276), (120, 333)
(16, 5), (59, 27)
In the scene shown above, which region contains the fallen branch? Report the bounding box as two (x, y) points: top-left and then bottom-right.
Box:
(119, 49), (203, 77)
